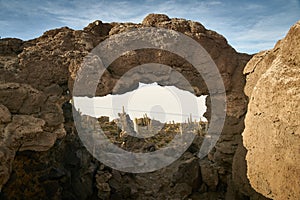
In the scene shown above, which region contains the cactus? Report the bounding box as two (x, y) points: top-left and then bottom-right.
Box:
(179, 123), (183, 135)
(134, 118), (139, 133)
(122, 106), (125, 114)
(149, 119), (152, 130)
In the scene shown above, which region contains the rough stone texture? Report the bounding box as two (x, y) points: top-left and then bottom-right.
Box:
(200, 159), (219, 191)
(243, 21), (300, 199)
(0, 13), (260, 199)
(0, 105), (11, 123)
(232, 138), (271, 200)
(105, 152), (201, 200)
(0, 83), (66, 191)
(0, 38), (23, 56)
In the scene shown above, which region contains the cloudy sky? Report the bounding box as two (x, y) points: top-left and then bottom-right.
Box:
(0, 0), (299, 53)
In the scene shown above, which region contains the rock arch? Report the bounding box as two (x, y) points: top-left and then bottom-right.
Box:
(0, 14), (270, 199)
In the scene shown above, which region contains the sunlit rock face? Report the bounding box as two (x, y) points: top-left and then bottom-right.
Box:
(0, 13), (260, 199)
(242, 21), (300, 200)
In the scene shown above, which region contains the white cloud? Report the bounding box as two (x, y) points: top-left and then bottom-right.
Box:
(207, 1), (222, 6)
(227, 1), (300, 53)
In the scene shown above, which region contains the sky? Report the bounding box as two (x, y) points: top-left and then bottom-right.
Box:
(0, 0), (299, 53)
(74, 82), (207, 123)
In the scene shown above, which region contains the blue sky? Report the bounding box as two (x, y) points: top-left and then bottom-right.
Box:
(0, 0), (299, 53)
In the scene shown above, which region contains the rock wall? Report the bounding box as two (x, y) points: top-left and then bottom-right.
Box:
(242, 21), (300, 199)
(0, 83), (66, 191)
(0, 14), (265, 199)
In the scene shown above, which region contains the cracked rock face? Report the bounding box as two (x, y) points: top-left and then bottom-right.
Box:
(243, 21), (300, 199)
(0, 83), (65, 191)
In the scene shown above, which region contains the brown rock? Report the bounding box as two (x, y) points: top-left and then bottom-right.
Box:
(5, 115), (54, 151)
(0, 38), (23, 56)
(83, 20), (113, 37)
(232, 138), (270, 200)
(200, 159), (219, 191)
(142, 13), (170, 26)
(0, 82), (46, 114)
(0, 104), (11, 123)
(0, 55), (19, 74)
(172, 156), (200, 190)
(0, 115), (51, 190)
(173, 183), (192, 199)
(0, 147), (15, 192)
(96, 171), (112, 183)
(0, 83), (66, 190)
(243, 20), (300, 199)
(106, 152), (200, 200)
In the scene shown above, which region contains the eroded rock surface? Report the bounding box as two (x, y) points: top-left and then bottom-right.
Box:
(0, 83), (65, 191)
(243, 21), (300, 199)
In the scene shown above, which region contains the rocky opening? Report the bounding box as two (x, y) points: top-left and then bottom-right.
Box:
(0, 14), (253, 199)
(73, 82), (207, 123)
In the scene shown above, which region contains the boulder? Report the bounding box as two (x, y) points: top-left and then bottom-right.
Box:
(243, 20), (300, 199)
